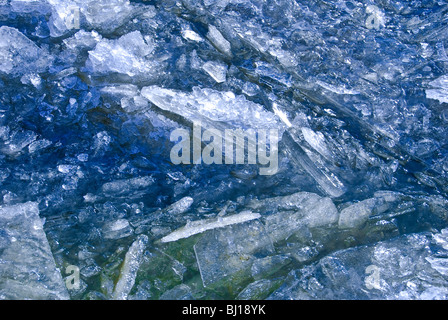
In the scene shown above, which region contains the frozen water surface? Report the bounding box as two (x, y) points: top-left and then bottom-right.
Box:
(0, 0), (447, 300)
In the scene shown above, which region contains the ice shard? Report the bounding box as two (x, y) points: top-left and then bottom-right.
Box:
(0, 26), (51, 77)
(0, 202), (69, 300)
(112, 235), (148, 300)
(160, 211), (261, 243)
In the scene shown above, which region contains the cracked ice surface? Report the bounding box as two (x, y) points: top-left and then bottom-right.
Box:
(0, 0), (448, 300)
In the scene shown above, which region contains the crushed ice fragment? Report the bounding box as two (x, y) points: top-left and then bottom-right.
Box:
(102, 219), (133, 240)
(0, 26), (51, 77)
(164, 197), (194, 215)
(101, 176), (155, 197)
(141, 86), (284, 133)
(207, 25), (232, 57)
(181, 29), (204, 42)
(160, 211), (261, 243)
(202, 60), (227, 83)
(87, 31), (157, 78)
(194, 219), (274, 287)
(112, 235), (148, 300)
(0, 202), (69, 299)
(426, 75), (448, 104)
(338, 199), (377, 229)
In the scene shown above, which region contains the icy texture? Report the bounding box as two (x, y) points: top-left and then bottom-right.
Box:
(112, 235), (148, 300)
(194, 219), (274, 287)
(0, 26), (51, 77)
(160, 211), (261, 243)
(0, 202), (69, 300)
(164, 196), (194, 215)
(87, 31), (157, 78)
(426, 75), (448, 104)
(207, 25), (232, 57)
(47, 0), (134, 37)
(202, 61), (228, 83)
(248, 192), (339, 242)
(269, 229), (448, 300)
(141, 86), (284, 132)
(338, 199), (377, 229)
(1, 0), (448, 300)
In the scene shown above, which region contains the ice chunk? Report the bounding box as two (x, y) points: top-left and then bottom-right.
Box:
(202, 60), (227, 83)
(112, 235), (148, 300)
(301, 127), (332, 160)
(255, 61), (292, 87)
(194, 219), (274, 287)
(0, 26), (51, 77)
(63, 30), (102, 51)
(269, 230), (448, 300)
(425, 257), (448, 276)
(101, 176), (155, 197)
(236, 279), (279, 300)
(20, 73), (42, 88)
(28, 139), (52, 154)
(251, 255), (292, 280)
(0, 202), (69, 300)
(433, 228), (448, 250)
(159, 284), (194, 300)
(141, 86), (284, 132)
(426, 75), (448, 104)
(207, 25), (232, 56)
(87, 31), (157, 78)
(248, 192), (339, 243)
(160, 211), (261, 243)
(100, 84), (140, 99)
(181, 28), (204, 42)
(47, 0), (134, 37)
(338, 198), (378, 229)
(81, 0), (134, 34)
(282, 128), (346, 198)
(2, 129), (37, 156)
(164, 197), (194, 215)
(102, 219), (133, 240)
(10, 0), (52, 14)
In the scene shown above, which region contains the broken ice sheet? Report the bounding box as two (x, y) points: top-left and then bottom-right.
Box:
(102, 219), (133, 240)
(160, 211), (261, 243)
(0, 0), (447, 301)
(112, 235), (148, 300)
(236, 279), (281, 300)
(101, 176), (155, 198)
(47, 0), (134, 37)
(0, 26), (52, 77)
(426, 75), (448, 104)
(87, 31), (159, 78)
(247, 191), (339, 243)
(2, 129), (37, 156)
(269, 229), (448, 300)
(206, 25), (232, 57)
(0, 202), (69, 300)
(141, 86), (285, 133)
(202, 60), (227, 83)
(194, 219), (274, 287)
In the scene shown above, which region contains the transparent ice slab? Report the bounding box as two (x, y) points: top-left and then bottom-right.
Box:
(0, 202), (69, 300)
